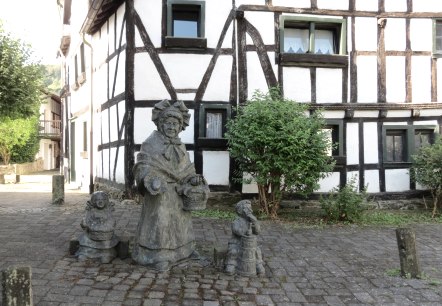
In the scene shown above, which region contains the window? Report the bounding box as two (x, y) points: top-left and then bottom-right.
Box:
(433, 19), (442, 57)
(206, 111), (223, 138)
(323, 120), (344, 162)
(199, 104), (231, 140)
(279, 16), (347, 67)
(414, 129), (434, 151)
(166, 0), (206, 49)
(78, 44), (86, 84)
(385, 130), (406, 162)
(382, 125), (437, 165)
(83, 121), (88, 152)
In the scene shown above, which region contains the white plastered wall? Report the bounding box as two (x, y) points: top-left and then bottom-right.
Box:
(385, 169), (410, 192)
(317, 0), (348, 10)
(244, 11), (275, 46)
(161, 54), (212, 90)
(108, 53), (126, 98)
(109, 103), (126, 143)
(346, 123), (359, 165)
(364, 170), (380, 193)
(134, 53), (171, 100)
(135, 0), (162, 48)
(283, 67), (311, 103)
(272, 0), (310, 8)
(355, 0), (377, 11)
(386, 56), (406, 103)
(236, 0), (265, 6)
(363, 122), (378, 164)
(317, 172), (340, 192)
(410, 19), (432, 52)
(385, 18), (406, 51)
(203, 151), (230, 185)
(203, 55), (233, 101)
(355, 17), (377, 52)
(384, 0), (407, 12)
(413, 0), (442, 12)
(357, 56), (377, 103)
(247, 52), (277, 98)
(316, 68), (342, 103)
(411, 56), (431, 103)
(205, 0), (233, 48)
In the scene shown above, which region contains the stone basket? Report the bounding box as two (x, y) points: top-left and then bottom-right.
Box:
(182, 187), (208, 211)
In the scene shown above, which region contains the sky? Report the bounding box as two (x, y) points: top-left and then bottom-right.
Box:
(0, 0), (61, 65)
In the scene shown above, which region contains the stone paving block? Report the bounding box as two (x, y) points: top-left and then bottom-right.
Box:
(142, 299), (163, 306)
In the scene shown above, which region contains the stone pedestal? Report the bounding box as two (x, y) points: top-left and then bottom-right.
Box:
(52, 175), (64, 205)
(2, 266), (33, 306)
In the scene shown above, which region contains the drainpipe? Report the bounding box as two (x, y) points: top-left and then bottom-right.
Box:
(82, 33), (94, 194)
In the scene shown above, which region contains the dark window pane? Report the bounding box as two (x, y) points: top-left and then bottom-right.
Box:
(415, 131), (431, 150)
(393, 135), (404, 161)
(437, 21), (442, 52)
(386, 131), (405, 162)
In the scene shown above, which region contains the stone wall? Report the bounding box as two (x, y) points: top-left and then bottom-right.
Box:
(15, 158), (44, 175)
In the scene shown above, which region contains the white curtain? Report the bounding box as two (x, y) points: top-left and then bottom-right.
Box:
(284, 28), (309, 53)
(315, 30), (335, 54)
(206, 113), (222, 138)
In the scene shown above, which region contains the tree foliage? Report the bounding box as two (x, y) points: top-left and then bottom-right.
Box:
(0, 117), (38, 165)
(0, 22), (44, 164)
(411, 137), (442, 217)
(226, 88), (335, 217)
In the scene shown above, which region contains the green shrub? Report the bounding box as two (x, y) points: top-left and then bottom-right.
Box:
(410, 137), (442, 217)
(320, 177), (367, 223)
(226, 87), (335, 218)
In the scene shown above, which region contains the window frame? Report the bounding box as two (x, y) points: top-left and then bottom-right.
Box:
(382, 125), (437, 167)
(324, 120), (345, 164)
(279, 15), (348, 68)
(198, 103), (231, 147)
(433, 19), (442, 58)
(165, 0), (207, 49)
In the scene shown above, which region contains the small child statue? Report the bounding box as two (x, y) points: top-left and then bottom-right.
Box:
(76, 191), (118, 263)
(225, 200), (265, 276)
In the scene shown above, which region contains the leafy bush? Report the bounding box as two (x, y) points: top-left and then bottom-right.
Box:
(226, 87), (335, 218)
(0, 117), (38, 165)
(410, 137), (442, 217)
(320, 177), (367, 223)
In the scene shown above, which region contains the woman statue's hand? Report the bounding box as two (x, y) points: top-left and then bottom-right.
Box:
(144, 176), (165, 195)
(151, 177), (162, 191)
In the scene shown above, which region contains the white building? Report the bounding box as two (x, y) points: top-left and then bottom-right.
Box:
(58, 0), (442, 198)
(38, 93), (61, 171)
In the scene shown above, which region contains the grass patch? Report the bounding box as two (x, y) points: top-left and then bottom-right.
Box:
(191, 209), (237, 220)
(358, 210), (442, 226)
(386, 268), (401, 277)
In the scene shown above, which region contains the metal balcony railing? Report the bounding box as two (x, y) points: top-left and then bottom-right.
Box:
(39, 120), (62, 139)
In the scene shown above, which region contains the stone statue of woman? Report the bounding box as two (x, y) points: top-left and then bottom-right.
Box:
(132, 99), (209, 271)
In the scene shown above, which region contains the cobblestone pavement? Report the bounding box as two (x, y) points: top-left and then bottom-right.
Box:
(1, 182), (442, 305)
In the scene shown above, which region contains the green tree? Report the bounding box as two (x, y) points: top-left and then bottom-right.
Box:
(410, 137), (442, 217)
(0, 117), (38, 165)
(0, 22), (44, 164)
(226, 87), (335, 218)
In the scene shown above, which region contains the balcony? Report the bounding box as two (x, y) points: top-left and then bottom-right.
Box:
(39, 120), (62, 140)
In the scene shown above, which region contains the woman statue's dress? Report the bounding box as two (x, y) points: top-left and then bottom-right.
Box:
(132, 130), (199, 269)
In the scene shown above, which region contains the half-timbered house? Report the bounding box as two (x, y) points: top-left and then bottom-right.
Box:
(58, 0), (442, 198)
